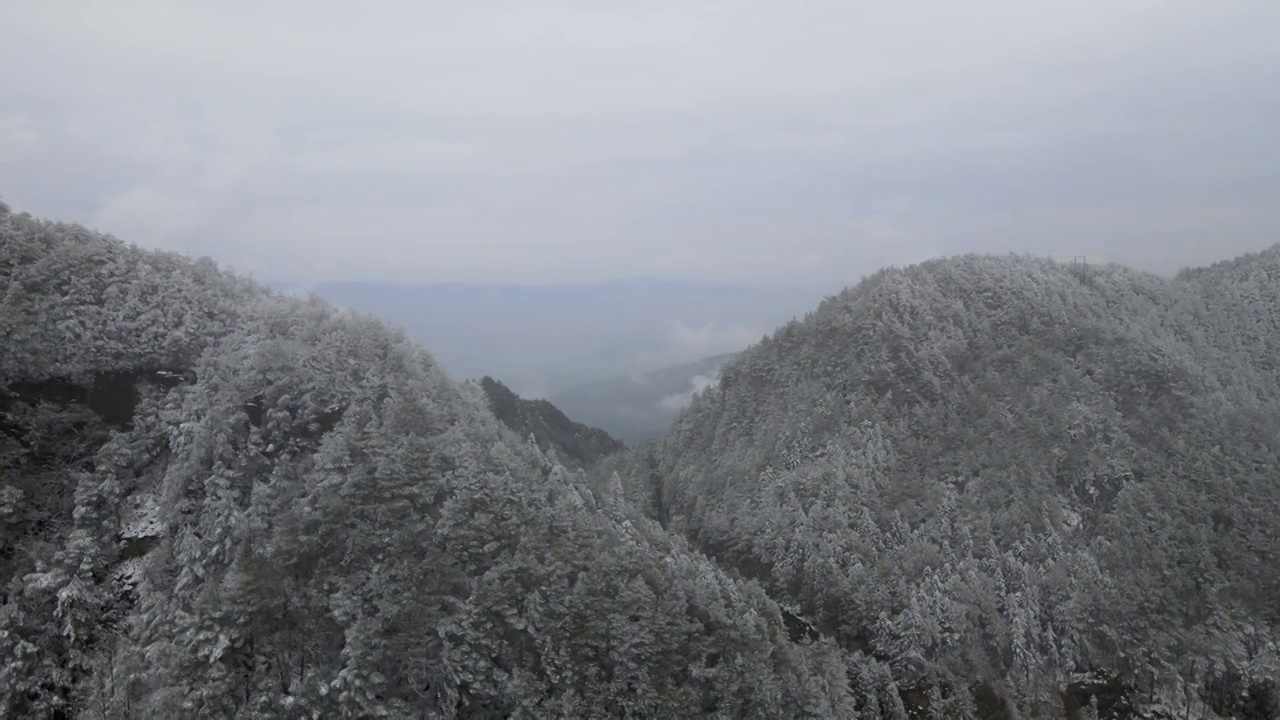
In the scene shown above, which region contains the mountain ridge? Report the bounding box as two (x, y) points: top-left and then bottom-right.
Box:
(0, 204), (870, 718)
(618, 249), (1280, 717)
(4, 197), (1277, 717)
(478, 375), (626, 468)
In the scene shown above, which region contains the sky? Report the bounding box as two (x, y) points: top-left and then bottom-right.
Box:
(2, 1), (1279, 286)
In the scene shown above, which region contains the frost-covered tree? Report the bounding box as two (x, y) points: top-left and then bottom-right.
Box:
(2, 203), (864, 717)
(620, 248), (1280, 714)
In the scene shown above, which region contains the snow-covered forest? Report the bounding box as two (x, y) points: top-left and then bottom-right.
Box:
(3, 202), (1278, 718)
(607, 251), (1280, 718)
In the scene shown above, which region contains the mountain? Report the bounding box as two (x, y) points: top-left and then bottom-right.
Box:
(9, 194), (1277, 718)
(0, 203), (867, 718)
(478, 376), (625, 468)
(619, 251), (1280, 717)
(302, 279), (827, 397)
(551, 353), (738, 444)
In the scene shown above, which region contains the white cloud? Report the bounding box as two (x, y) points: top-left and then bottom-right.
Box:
(736, 133), (850, 153)
(289, 137), (482, 175)
(1, 2), (1277, 284)
(0, 114), (40, 163)
(619, 320), (761, 378)
(667, 322), (758, 362)
(82, 111), (273, 253)
(657, 373), (719, 412)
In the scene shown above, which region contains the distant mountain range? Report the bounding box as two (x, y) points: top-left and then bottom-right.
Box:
(278, 279), (830, 397)
(549, 353), (738, 444)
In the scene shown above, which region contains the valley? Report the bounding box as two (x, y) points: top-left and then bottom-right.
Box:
(3, 203), (1277, 717)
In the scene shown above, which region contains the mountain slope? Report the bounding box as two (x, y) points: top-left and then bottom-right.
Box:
(479, 375), (625, 468)
(0, 204), (864, 718)
(627, 251), (1280, 717)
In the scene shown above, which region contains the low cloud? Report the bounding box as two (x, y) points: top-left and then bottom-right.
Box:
(0, 113), (40, 161)
(2, 3), (1278, 285)
(670, 321), (758, 359)
(630, 320), (761, 376)
(657, 373), (719, 412)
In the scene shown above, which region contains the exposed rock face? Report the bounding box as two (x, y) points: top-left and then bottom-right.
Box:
(4, 368), (196, 429)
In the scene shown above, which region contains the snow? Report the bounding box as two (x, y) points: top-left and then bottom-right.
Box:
(114, 492), (164, 588)
(121, 493), (162, 540)
(114, 556), (147, 587)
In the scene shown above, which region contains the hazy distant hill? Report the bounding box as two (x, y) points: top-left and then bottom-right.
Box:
(299, 279), (827, 395)
(551, 353), (737, 444)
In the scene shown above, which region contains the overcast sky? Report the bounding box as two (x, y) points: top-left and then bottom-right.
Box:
(3, 1), (1278, 285)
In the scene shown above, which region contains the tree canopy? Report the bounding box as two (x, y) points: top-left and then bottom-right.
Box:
(1, 207), (861, 718)
(617, 251), (1280, 718)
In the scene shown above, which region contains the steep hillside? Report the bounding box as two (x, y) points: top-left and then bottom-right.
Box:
(0, 204), (866, 718)
(478, 376), (625, 468)
(628, 252), (1280, 718)
(551, 353), (738, 444)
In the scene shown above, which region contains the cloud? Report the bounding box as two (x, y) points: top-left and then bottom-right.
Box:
(288, 137), (481, 175)
(0, 113), (40, 163)
(657, 373), (719, 412)
(670, 322), (759, 356)
(626, 320), (760, 376)
(0, 101), (279, 256)
(9, 2), (1201, 119)
(1, 2), (1278, 284)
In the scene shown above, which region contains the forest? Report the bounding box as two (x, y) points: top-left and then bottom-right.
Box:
(2, 201), (1278, 718)
(477, 376), (625, 470)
